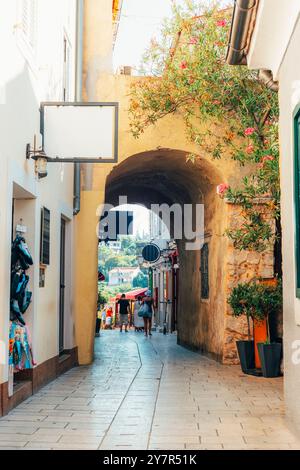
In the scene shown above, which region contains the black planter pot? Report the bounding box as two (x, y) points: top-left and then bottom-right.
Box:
(236, 340), (255, 373)
(257, 342), (282, 378)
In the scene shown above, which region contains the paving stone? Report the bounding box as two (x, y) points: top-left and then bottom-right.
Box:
(0, 415), (46, 422)
(30, 434), (62, 443)
(0, 426), (38, 435)
(59, 435), (102, 445)
(0, 433), (31, 442)
(0, 440), (28, 447)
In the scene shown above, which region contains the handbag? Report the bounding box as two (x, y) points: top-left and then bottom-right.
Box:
(138, 303), (149, 317)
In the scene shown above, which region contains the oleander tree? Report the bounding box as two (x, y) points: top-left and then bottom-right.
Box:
(129, 0), (280, 254)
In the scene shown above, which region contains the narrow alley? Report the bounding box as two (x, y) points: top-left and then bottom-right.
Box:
(0, 331), (299, 451)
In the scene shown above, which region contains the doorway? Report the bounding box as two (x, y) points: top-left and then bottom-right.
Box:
(59, 217), (66, 354)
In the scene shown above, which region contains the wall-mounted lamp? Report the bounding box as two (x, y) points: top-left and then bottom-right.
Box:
(34, 157), (48, 179)
(26, 139), (48, 179)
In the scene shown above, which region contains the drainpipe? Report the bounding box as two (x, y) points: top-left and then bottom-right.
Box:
(226, 0), (279, 92)
(226, 0), (257, 65)
(73, 0), (84, 216)
(258, 69), (279, 92)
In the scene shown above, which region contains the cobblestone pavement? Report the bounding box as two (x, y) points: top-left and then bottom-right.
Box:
(0, 330), (300, 450)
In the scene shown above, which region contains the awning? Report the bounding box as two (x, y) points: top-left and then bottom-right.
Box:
(115, 288), (148, 300)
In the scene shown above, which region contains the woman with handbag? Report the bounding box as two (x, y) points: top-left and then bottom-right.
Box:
(133, 296), (144, 332)
(139, 290), (154, 337)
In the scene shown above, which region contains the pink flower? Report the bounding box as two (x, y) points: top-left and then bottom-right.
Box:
(213, 99), (221, 105)
(217, 183), (229, 196)
(262, 155), (274, 163)
(244, 127), (255, 136)
(246, 144), (254, 154)
(180, 60), (188, 70)
(189, 37), (198, 45)
(216, 19), (226, 27)
(258, 155), (274, 169)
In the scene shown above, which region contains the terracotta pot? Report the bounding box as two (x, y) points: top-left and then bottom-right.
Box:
(253, 318), (268, 368)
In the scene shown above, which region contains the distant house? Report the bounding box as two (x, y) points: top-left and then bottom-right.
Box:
(108, 267), (141, 286)
(108, 241), (122, 252)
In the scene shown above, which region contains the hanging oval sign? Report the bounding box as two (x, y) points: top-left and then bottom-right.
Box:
(142, 244), (161, 263)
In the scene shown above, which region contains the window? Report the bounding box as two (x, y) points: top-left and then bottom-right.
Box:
(40, 207), (50, 265)
(21, 0), (37, 49)
(200, 243), (209, 299)
(294, 109), (300, 298)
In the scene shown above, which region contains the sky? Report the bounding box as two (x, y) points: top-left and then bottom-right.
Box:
(113, 0), (231, 72)
(113, 0), (182, 72)
(115, 204), (150, 237)
(113, 204), (170, 239)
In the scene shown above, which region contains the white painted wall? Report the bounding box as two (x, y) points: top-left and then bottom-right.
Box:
(278, 17), (300, 434)
(246, 0), (300, 434)
(0, 0), (77, 385)
(247, 0), (300, 80)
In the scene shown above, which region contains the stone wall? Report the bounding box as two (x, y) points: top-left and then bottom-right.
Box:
(222, 200), (276, 364)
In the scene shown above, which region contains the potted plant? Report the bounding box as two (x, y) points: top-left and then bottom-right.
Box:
(256, 281), (282, 378)
(228, 283), (257, 373)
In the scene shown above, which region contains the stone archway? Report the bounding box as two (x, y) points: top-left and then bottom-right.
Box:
(74, 146), (235, 364)
(104, 149), (228, 361)
(73, 74), (274, 366)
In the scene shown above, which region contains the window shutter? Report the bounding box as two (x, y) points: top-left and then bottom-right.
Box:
(200, 243), (209, 299)
(294, 111), (300, 297)
(40, 207), (50, 265)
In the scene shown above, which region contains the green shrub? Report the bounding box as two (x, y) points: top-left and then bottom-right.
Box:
(228, 280), (282, 341)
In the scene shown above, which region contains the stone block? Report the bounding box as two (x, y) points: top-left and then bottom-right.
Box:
(259, 266), (274, 278)
(261, 252), (274, 266)
(247, 252), (261, 265)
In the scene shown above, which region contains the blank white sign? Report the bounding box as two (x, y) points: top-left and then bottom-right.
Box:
(42, 104), (116, 159)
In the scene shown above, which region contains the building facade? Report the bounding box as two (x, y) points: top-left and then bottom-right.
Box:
(227, 0), (300, 434)
(0, 0), (78, 415)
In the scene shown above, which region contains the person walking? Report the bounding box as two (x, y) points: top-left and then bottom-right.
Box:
(133, 296), (144, 332)
(141, 290), (154, 337)
(105, 305), (113, 329)
(117, 294), (130, 332)
(101, 305), (107, 329)
(95, 303), (102, 337)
